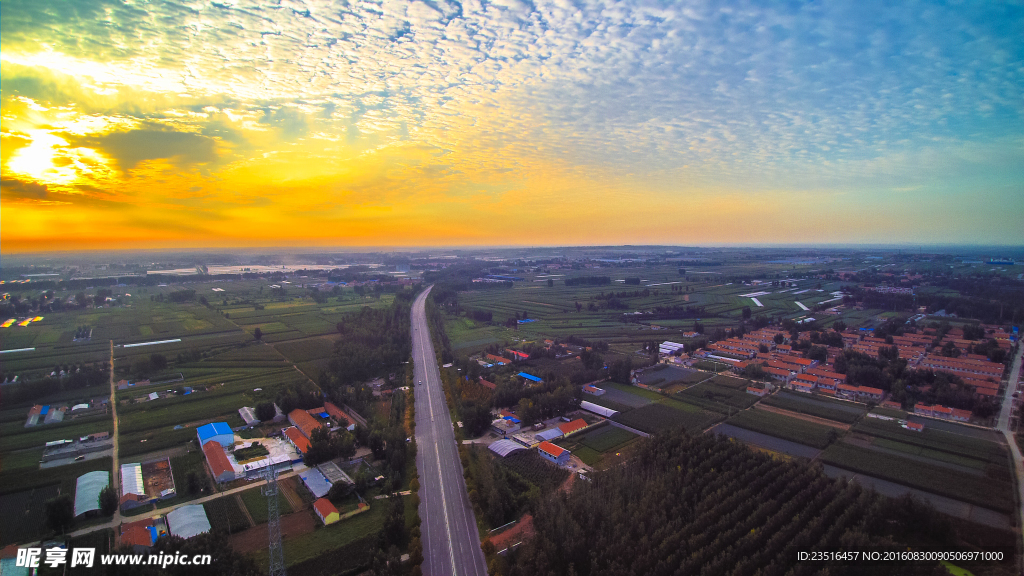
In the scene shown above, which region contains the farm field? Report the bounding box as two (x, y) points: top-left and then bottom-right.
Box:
(593, 383), (654, 408)
(851, 419), (1008, 464)
(252, 501), (386, 571)
(820, 465), (1012, 529)
(497, 450), (570, 492)
(613, 401), (722, 435)
(632, 365), (705, 389)
(726, 408), (838, 449)
(710, 423), (823, 459)
(0, 484), (61, 546)
(554, 423), (641, 467)
(820, 442), (1014, 513)
(240, 485), (294, 525)
(205, 494), (252, 534)
(676, 376), (761, 414)
(762, 391), (866, 424)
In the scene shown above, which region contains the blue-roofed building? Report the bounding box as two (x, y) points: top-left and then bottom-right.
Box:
(196, 422), (233, 447)
(40, 405), (50, 415)
(517, 372), (543, 383)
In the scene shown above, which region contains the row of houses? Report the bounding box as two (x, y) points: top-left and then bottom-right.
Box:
(913, 403), (971, 422)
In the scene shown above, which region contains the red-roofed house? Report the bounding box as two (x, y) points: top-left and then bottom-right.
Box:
(506, 349), (530, 361)
(486, 354), (512, 365)
(557, 418), (588, 436)
(202, 440), (236, 483)
(790, 374), (817, 393)
(478, 378), (497, 391)
(313, 498), (340, 525)
(283, 426), (311, 454)
(324, 402), (354, 429)
(288, 409), (323, 440)
(537, 441), (570, 465)
(881, 400), (903, 410)
(120, 518), (157, 549)
(951, 408), (972, 422)
(746, 386), (768, 397)
(902, 421), (924, 432)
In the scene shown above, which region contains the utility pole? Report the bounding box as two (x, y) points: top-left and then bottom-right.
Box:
(264, 463), (286, 576)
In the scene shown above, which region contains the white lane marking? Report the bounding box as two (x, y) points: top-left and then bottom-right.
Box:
(416, 296), (458, 576)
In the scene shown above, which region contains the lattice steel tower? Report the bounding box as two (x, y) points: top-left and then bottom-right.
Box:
(263, 464), (286, 576)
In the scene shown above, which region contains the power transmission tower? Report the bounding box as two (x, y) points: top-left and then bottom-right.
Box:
(264, 464), (286, 576)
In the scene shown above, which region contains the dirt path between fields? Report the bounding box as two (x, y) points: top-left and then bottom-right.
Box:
(756, 404), (851, 430)
(236, 494), (255, 528)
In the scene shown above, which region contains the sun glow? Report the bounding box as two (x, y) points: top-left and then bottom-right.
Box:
(6, 130), (77, 184)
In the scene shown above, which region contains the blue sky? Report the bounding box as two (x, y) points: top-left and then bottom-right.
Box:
(1, 0), (1022, 250)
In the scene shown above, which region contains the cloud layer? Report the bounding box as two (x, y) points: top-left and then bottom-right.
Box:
(1, 0), (1022, 250)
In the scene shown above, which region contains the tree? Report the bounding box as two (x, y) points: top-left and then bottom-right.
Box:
(46, 495), (74, 534)
(254, 327), (263, 341)
(186, 470), (204, 495)
(255, 401), (276, 421)
(805, 346), (828, 363)
(100, 485), (118, 515)
(547, 279), (554, 287)
(773, 333), (785, 345)
(741, 306), (752, 320)
(150, 353), (168, 371)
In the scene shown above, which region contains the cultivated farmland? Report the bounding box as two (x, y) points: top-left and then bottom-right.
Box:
(726, 408), (838, 449)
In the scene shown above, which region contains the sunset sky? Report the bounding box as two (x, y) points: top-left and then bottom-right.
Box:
(2, 0), (1022, 252)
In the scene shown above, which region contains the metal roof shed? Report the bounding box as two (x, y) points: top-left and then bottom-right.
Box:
(488, 439), (527, 458)
(166, 505), (211, 539)
(534, 428), (564, 443)
(74, 471), (109, 517)
(120, 463), (145, 497)
(580, 400), (618, 418)
(238, 406), (259, 426)
(300, 468), (333, 498)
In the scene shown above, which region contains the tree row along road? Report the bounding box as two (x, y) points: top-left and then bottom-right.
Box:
(995, 340), (1024, 569)
(412, 286), (487, 576)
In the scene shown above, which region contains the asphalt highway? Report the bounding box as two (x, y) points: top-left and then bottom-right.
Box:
(412, 286), (488, 576)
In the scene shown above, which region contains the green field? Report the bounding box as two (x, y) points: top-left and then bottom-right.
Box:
(762, 392), (865, 424)
(253, 502), (386, 571)
(581, 426), (639, 452)
(613, 402), (722, 435)
(727, 408), (838, 449)
(852, 419), (1007, 464)
(676, 377), (761, 414)
(240, 485), (294, 525)
(821, 442), (1013, 513)
(205, 494), (251, 534)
